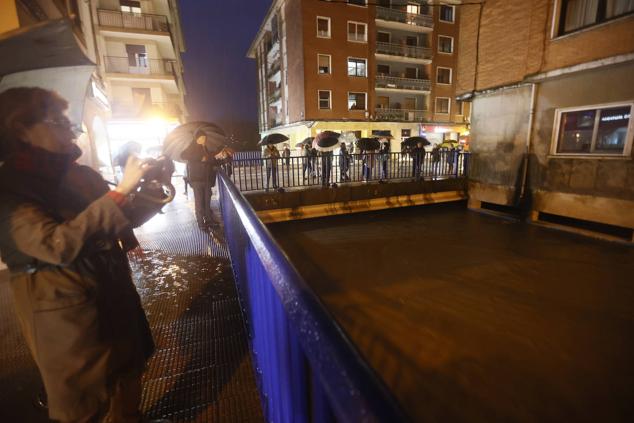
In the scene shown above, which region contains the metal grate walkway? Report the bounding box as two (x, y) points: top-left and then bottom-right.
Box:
(0, 192), (263, 422)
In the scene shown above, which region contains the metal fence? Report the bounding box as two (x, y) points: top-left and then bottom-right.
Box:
(97, 9), (169, 32)
(223, 151), (469, 192)
(217, 172), (407, 423)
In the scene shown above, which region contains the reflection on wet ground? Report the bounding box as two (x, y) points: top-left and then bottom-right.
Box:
(0, 192), (263, 422)
(270, 201), (634, 422)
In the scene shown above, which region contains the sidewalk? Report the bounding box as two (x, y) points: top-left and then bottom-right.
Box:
(0, 188), (263, 422)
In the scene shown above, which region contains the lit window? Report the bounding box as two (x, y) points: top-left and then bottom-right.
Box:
(319, 91), (331, 109)
(407, 3), (420, 14)
(440, 5), (455, 22)
(347, 21), (367, 42)
(438, 35), (454, 53)
(558, 0), (634, 35)
(318, 54), (331, 74)
(317, 17), (331, 38)
(347, 58), (367, 77)
(435, 97), (450, 114)
(348, 92), (367, 110)
(553, 104), (633, 155)
(436, 67), (452, 84)
(120, 0), (141, 13)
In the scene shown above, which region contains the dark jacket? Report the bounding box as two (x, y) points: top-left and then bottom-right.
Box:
(181, 142), (217, 184)
(0, 162), (153, 421)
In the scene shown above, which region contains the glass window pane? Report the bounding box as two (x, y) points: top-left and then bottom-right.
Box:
(606, 0), (634, 18)
(557, 109), (596, 153)
(563, 0), (599, 32)
(595, 106), (630, 153)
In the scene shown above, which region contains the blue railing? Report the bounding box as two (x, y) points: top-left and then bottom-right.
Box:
(217, 172), (408, 422)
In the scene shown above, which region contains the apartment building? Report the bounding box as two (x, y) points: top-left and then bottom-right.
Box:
(248, 0), (469, 151)
(0, 0), (186, 172)
(455, 0), (634, 239)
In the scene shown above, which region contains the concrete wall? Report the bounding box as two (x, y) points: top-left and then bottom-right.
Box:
(285, 0), (306, 123)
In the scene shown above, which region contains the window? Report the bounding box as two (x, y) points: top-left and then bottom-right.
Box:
(120, 0), (141, 13)
(440, 5), (455, 22)
(317, 16), (331, 38)
(348, 0), (367, 5)
(348, 92), (367, 110)
(435, 97), (450, 114)
(558, 0), (634, 35)
(402, 129), (411, 138)
(407, 3), (420, 14)
(437, 67), (452, 84)
(348, 58), (367, 77)
(553, 103), (633, 155)
(377, 64), (390, 76)
(319, 90), (331, 109)
(456, 100), (464, 115)
(438, 35), (454, 53)
(347, 21), (367, 42)
(318, 54), (331, 74)
(377, 31), (390, 43)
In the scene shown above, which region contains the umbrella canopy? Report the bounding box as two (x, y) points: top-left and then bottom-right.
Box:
(356, 137), (380, 151)
(258, 133), (289, 146)
(163, 121), (226, 162)
(295, 137), (314, 148)
(402, 136), (431, 148)
(314, 131), (340, 152)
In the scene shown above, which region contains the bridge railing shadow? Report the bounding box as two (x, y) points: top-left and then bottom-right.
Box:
(217, 172), (408, 422)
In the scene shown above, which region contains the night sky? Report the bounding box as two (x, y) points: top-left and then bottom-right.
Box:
(179, 1), (271, 147)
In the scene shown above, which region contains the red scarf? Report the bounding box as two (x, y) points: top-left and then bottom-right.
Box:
(7, 141), (80, 181)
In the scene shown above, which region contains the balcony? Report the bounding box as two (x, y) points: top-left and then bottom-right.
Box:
(97, 9), (169, 33)
(268, 87), (281, 103)
(267, 59), (281, 78)
(375, 75), (431, 92)
(104, 56), (176, 77)
(375, 108), (430, 122)
(375, 42), (432, 63)
(375, 7), (433, 32)
(111, 101), (182, 119)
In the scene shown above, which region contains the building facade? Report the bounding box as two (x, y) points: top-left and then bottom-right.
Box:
(0, 0), (187, 174)
(248, 0), (469, 151)
(455, 0), (634, 239)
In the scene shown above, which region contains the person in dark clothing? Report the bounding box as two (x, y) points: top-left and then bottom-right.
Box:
(321, 150), (333, 187)
(302, 144), (312, 180)
(339, 143), (350, 181)
(379, 142), (390, 181)
(431, 144), (441, 178)
(412, 141), (424, 180)
(282, 144), (291, 167)
(310, 147), (318, 178)
(181, 132), (217, 229)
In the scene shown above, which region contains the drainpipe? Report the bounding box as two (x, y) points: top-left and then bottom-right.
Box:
(519, 83), (537, 202)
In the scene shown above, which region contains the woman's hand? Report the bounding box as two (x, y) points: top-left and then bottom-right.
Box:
(115, 155), (150, 195)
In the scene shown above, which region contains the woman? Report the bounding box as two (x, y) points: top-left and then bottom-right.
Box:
(0, 87), (157, 423)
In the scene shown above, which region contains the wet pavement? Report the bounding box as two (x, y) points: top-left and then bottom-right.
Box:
(269, 202), (634, 422)
(0, 190), (263, 422)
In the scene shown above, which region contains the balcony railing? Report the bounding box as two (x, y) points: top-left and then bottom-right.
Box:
(97, 9), (169, 33)
(376, 41), (432, 60)
(375, 75), (431, 91)
(104, 56), (176, 76)
(375, 108), (429, 121)
(376, 6), (433, 28)
(111, 101), (181, 118)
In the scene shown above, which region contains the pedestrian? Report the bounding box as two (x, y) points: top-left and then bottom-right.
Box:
(282, 143), (291, 167)
(181, 131), (218, 229)
(412, 141), (424, 180)
(339, 142), (350, 181)
(0, 87), (158, 423)
(262, 143), (279, 190)
(447, 146), (457, 174)
(321, 150), (333, 187)
(379, 141), (390, 181)
(431, 144), (441, 178)
(302, 143), (312, 180)
(362, 148), (376, 182)
(310, 146), (318, 178)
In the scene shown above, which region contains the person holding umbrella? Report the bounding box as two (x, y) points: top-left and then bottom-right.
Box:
(412, 141), (425, 180)
(181, 130), (218, 229)
(262, 143), (280, 190)
(302, 143), (312, 180)
(339, 142), (350, 181)
(379, 141), (390, 182)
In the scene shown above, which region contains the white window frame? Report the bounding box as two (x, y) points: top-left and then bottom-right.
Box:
(550, 101), (634, 157)
(316, 16), (331, 38)
(317, 54), (332, 74)
(439, 5), (455, 23)
(347, 21), (368, 43)
(437, 35), (454, 54)
(348, 91), (367, 111)
(435, 97), (451, 114)
(318, 90), (332, 110)
(347, 57), (368, 77)
(436, 66), (452, 85)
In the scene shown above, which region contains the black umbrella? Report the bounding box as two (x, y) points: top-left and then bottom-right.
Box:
(356, 137), (380, 151)
(295, 137), (314, 148)
(163, 121), (227, 162)
(314, 131), (340, 152)
(401, 136), (430, 148)
(258, 133), (289, 146)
